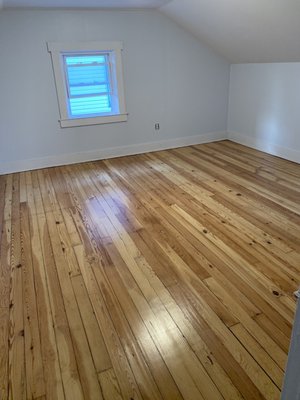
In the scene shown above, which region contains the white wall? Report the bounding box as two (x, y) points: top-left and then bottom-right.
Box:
(228, 63), (300, 163)
(0, 9), (230, 173)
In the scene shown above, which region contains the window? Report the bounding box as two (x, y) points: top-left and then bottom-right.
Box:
(48, 41), (127, 128)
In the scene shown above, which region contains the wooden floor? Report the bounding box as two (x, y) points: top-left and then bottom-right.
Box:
(0, 140), (299, 400)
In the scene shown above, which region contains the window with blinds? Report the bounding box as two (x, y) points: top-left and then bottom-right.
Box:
(48, 41), (127, 128)
(64, 54), (113, 117)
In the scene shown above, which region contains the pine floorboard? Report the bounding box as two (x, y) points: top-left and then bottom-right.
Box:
(0, 140), (299, 400)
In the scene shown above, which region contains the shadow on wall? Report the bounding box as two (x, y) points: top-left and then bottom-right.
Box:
(254, 68), (283, 152)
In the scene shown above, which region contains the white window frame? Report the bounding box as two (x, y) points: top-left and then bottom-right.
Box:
(48, 41), (128, 128)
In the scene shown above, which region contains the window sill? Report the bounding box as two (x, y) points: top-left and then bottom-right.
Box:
(60, 113), (128, 128)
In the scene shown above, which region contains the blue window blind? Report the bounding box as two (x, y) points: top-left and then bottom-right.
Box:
(64, 54), (112, 118)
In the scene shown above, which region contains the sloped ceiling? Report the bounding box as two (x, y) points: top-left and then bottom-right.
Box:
(3, 0), (171, 9)
(2, 0), (300, 63)
(160, 0), (300, 63)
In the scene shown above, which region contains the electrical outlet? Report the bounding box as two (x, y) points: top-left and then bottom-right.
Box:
(155, 123), (160, 131)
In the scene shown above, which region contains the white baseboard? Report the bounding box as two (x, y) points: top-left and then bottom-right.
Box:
(0, 131), (226, 175)
(228, 131), (300, 164)
(2, 130), (299, 174)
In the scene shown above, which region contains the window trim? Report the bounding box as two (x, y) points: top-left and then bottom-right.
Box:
(47, 41), (128, 128)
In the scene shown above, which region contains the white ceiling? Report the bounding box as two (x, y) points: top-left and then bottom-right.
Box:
(160, 0), (300, 63)
(2, 0), (171, 9)
(2, 0), (300, 63)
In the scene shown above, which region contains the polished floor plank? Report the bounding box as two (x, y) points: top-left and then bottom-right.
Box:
(9, 174), (26, 400)
(25, 171), (65, 400)
(20, 202), (45, 399)
(0, 175), (12, 400)
(0, 140), (299, 400)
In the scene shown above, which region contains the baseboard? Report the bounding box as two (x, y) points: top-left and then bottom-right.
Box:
(0, 131), (226, 175)
(228, 131), (300, 164)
